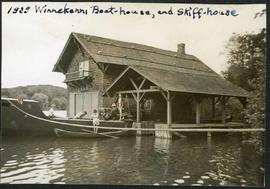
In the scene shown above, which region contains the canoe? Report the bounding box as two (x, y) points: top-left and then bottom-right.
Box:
(54, 128), (130, 139)
(1, 97), (133, 137)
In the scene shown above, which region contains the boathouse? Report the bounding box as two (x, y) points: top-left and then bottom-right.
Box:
(53, 32), (248, 135)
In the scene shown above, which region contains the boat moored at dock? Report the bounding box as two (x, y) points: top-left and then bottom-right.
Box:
(1, 98), (134, 137)
(1, 98), (264, 139)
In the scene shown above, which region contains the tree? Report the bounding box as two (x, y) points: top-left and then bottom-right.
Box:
(51, 96), (67, 110)
(1, 90), (10, 98)
(18, 93), (29, 99)
(223, 27), (266, 152)
(243, 30), (266, 152)
(31, 92), (49, 110)
(222, 28), (266, 91)
(2, 85), (68, 110)
(58, 96), (67, 110)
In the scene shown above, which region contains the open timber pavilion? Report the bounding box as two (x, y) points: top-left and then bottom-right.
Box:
(53, 32), (253, 138)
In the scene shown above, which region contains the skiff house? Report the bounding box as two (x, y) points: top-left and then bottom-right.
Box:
(53, 32), (248, 125)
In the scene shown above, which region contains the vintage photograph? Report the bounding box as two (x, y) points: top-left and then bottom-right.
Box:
(1, 2), (266, 186)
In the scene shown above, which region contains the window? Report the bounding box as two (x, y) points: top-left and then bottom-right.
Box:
(79, 60), (90, 77)
(144, 99), (151, 111)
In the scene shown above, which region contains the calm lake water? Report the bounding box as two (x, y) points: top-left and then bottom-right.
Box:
(0, 134), (264, 186)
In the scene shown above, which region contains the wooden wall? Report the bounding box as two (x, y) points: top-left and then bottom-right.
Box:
(65, 48), (126, 116)
(147, 93), (194, 124)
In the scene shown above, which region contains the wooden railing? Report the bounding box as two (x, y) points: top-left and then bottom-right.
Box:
(65, 70), (93, 81)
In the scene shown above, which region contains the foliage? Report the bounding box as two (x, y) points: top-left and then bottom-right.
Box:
(51, 96), (67, 110)
(31, 92), (49, 110)
(222, 28), (266, 91)
(223, 25), (266, 152)
(226, 98), (244, 120)
(1, 85), (67, 110)
(243, 29), (266, 153)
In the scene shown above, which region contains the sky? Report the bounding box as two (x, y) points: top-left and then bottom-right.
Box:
(2, 2), (266, 88)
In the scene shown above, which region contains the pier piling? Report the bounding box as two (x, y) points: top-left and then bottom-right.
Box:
(155, 124), (172, 139)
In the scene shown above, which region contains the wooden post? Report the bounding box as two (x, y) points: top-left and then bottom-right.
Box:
(157, 90), (173, 139)
(131, 92), (141, 123)
(136, 92), (140, 122)
(212, 97), (215, 119)
(196, 100), (201, 124)
(221, 97), (226, 124)
(167, 91), (172, 126)
(155, 124), (172, 139)
(118, 93), (122, 120)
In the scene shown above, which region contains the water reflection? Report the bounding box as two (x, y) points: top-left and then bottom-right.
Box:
(154, 138), (171, 154)
(0, 138), (66, 184)
(0, 135), (264, 186)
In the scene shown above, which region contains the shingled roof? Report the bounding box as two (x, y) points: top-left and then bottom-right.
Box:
(105, 65), (249, 97)
(53, 32), (248, 97)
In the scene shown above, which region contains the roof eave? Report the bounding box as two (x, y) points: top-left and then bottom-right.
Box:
(52, 33), (75, 73)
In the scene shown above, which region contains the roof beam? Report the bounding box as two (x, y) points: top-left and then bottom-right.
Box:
(103, 67), (131, 95)
(96, 63), (110, 74)
(104, 91), (112, 98)
(139, 78), (146, 89)
(160, 90), (168, 101)
(117, 89), (161, 94)
(67, 82), (76, 88)
(104, 64), (110, 73)
(171, 94), (176, 101)
(129, 78), (138, 90)
(220, 96), (230, 104)
(97, 62), (104, 73)
(139, 92), (145, 102)
(160, 90), (175, 101)
(131, 92), (137, 101)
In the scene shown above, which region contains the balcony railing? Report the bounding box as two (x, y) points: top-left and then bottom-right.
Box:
(65, 70), (93, 82)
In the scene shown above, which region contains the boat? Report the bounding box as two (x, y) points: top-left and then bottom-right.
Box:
(54, 128), (131, 139)
(1, 97), (134, 137)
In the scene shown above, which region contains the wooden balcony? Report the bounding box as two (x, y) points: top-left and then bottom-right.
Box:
(64, 70), (93, 82)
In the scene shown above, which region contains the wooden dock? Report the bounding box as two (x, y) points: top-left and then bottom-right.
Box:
(154, 122), (264, 139)
(170, 122), (245, 129)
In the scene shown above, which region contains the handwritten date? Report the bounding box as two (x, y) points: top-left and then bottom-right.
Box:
(7, 6), (31, 14)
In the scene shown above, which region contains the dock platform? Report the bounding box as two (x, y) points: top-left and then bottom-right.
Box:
(170, 122), (245, 129)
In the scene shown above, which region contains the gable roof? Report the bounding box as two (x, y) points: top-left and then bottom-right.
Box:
(53, 32), (216, 76)
(53, 32), (248, 98)
(105, 66), (249, 97)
